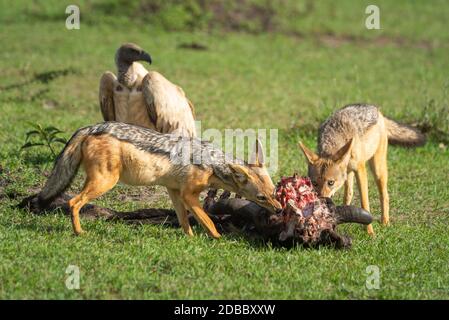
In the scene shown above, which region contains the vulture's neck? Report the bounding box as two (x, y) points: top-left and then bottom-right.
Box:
(116, 61), (138, 88)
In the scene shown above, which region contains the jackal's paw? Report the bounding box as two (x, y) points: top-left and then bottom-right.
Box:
(74, 229), (86, 236)
(366, 224), (376, 238)
(381, 219), (390, 226)
(210, 232), (221, 240)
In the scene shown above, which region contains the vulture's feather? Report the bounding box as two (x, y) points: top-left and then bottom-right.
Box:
(142, 71), (196, 137)
(99, 43), (196, 138)
(99, 71), (116, 121)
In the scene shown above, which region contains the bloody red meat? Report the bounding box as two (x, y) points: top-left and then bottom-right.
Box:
(274, 174), (337, 243)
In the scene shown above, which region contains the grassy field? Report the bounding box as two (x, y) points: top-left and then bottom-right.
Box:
(1, 1), (449, 299)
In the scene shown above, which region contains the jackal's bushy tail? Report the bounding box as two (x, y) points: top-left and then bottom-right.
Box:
(384, 117), (426, 147)
(38, 127), (89, 205)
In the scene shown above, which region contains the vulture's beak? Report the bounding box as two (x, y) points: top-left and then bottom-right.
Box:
(140, 51), (152, 64)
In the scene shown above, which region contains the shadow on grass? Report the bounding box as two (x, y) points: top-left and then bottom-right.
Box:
(0, 68), (78, 91)
(17, 192), (247, 232)
(13, 193), (313, 250)
(15, 192), (356, 250)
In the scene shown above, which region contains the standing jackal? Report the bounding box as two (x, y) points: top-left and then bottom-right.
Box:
(37, 122), (282, 238)
(298, 104), (426, 235)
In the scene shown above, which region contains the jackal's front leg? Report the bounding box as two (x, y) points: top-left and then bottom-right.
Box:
(344, 171), (354, 205)
(369, 136), (390, 226)
(355, 163), (374, 236)
(182, 193), (221, 239)
(167, 188), (193, 236)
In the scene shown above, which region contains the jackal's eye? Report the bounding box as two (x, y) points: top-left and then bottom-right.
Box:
(256, 194), (267, 201)
(327, 180), (335, 186)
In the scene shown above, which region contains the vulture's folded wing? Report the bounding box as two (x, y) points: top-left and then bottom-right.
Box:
(141, 73), (158, 126)
(187, 99), (195, 118)
(176, 85), (196, 118)
(142, 72), (196, 137)
(99, 71), (117, 121)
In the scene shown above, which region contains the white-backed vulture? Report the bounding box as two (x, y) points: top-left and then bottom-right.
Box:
(99, 43), (196, 137)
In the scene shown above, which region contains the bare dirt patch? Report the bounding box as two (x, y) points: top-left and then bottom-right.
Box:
(115, 185), (168, 204)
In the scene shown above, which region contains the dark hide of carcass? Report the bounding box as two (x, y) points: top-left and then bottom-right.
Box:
(205, 175), (373, 249)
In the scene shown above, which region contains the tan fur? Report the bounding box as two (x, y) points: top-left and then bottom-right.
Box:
(384, 117), (426, 147)
(299, 107), (424, 236)
(58, 134), (281, 238)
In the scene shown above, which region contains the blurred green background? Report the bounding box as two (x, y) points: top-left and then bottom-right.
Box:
(2, 0), (449, 41)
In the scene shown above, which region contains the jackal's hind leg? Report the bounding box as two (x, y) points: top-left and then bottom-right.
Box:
(344, 171), (354, 205)
(369, 136), (390, 226)
(167, 188), (193, 236)
(68, 173), (119, 235)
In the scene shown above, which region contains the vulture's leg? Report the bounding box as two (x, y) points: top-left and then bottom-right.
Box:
(167, 188), (193, 236)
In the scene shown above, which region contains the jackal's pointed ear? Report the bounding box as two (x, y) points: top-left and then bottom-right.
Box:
(228, 163), (249, 185)
(298, 141), (319, 164)
(249, 139), (265, 167)
(332, 138), (354, 164)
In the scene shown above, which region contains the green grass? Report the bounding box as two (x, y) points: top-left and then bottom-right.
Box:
(1, 1), (449, 299)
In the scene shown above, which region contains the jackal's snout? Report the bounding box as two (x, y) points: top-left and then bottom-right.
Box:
(272, 197), (283, 212)
(260, 188), (283, 213)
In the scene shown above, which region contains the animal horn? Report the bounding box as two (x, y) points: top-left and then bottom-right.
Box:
(335, 206), (373, 225)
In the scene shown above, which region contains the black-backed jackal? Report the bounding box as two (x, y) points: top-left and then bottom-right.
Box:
(38, 122), (282, 238)
(298, 104), (426, 235)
